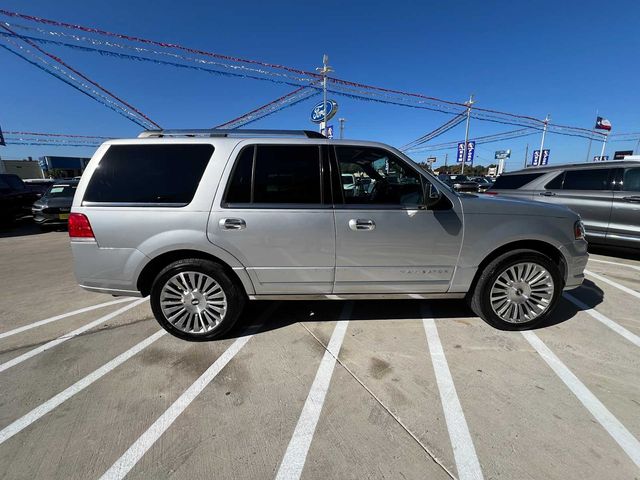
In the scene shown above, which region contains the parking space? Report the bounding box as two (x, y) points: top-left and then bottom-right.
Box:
(1, 228), (639, 479)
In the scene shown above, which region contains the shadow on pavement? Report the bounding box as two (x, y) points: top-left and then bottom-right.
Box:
(226, 279), (605, 339)
(0, 218), (63, 238)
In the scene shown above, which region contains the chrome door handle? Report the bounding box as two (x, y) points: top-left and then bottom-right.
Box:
(348, 219), (375, 231)
(539, 191), (556, 197)
(622, 196), (640, 203)
(219, 218), (246, 230)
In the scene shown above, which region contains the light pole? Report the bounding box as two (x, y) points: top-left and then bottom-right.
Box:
(461, 94), (474, 175)
(538, 114), (550, 167)
(524, 143), (529, 169)
(599, 132), (608, 160)
(339, 118), (345, 139)
(316, 54), (333, 135)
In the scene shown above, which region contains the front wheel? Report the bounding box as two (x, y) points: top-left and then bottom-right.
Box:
(469, 249), (563, 330)
(150, 258), (245, 341)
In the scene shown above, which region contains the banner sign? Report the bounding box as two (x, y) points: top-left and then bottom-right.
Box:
(325, 125), (334, 139)
(456, 141), (475, 164)
(532, 149), (550, 166)
(494, 149), (511, 160)
(613, 150), (633, 160)
(310, 100), (338, 123)
(593, 156), (609, 162)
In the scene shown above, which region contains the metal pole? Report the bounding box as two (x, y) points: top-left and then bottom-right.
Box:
(316, 54), (333, 135)
(339, 118), (345, 139)
(586, 136), (593, 162)
(635, 137), (640, 155)
(444, 153), (448, 170)
(599, 133), (608, 160)
(461, 94), (474, 175)
(538, 114), (549, 167)
(524, 143), (529, 169)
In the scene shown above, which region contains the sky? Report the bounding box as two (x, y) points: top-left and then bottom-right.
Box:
(1, 0), (639, 171)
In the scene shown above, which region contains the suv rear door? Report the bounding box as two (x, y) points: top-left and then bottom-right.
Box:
(537, 167), (614, 243)
(608, 166), (640, 248)
(209, 143), (335, 295)
(332, 145), (462, 294)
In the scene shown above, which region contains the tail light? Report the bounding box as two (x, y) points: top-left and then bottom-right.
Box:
(68, 213), (95, 241)
(574, 220), (586, 240)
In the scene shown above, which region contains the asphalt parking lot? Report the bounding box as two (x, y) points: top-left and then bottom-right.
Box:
(0, 222), (639, 480)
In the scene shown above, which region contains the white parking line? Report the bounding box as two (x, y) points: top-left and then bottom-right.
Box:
(99, 304), (277, 480)
(585, 270), (640, 300)
(0, 298), (148, 374)
(422, 313), (484, 480)
(0, 330), (165, 445)
(275, 302), (352, 480)
(564, 293), (640, 348)
(0, 298), (136, 340)
(522, 331), (640, 468)
(589, 258), (640, 272)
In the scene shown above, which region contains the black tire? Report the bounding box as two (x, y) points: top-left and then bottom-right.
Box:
(468, 249), (563, 330)
(150, 258), (246, 341)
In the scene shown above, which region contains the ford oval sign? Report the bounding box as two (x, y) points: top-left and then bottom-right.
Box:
(310, 100), (338, 123)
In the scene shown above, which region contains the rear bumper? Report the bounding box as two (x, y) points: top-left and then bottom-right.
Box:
(560, 238), (589, 290)
(71, 241), (147, 295)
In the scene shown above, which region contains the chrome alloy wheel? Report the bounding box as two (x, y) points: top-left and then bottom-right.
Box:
(159, 271), (228, 334)
(489, 262), (554, 324)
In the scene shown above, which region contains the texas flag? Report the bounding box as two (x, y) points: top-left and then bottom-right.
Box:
(595, 116), (612, 131)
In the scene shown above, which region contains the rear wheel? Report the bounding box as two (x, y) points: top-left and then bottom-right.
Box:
(150, 258), (245, 341)
(469, 249), (563, 330)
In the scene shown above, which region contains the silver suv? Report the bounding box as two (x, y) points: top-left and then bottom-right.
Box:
(69, 129), (588, 341)
(487, 160), (640, 249)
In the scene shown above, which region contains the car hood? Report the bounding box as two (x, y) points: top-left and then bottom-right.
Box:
(458, 193), (576, 218)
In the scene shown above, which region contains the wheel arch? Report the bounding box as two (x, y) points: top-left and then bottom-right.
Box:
(467, 240), (567, 296)
(137, 249), (252, 297)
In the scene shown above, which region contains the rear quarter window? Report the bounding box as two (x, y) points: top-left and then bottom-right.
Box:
(562, 168), (611, 190)
(83, 144), (214, 205)
(491, 172), (544, 189)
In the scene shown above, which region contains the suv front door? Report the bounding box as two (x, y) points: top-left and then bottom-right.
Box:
(209, 143), (335, 295)
(332, 146), (463, 294)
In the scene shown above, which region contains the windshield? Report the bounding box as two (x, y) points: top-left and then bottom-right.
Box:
(451, 175), (470, 181)
(45, 184), (78, 198)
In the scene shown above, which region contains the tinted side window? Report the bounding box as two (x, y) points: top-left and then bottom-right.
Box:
(224, 145), (322, 205)
(225, 146), (254, 203)
(84, 144), (213, 204)
(335, 146), (424, 207)
(544, 172), (564, 189)
(253, 145), (321, 204)
(491, 173), (543, 189)
(622, 168), (640, 192)
(562, 169), (611, 190)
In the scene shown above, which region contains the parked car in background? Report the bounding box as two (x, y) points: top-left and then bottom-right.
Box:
(32, 180), (79, 228)
(437, 174), (479, 192)
(487, 160), (640, 249)
(0, 174), (41, 223)
(470, 176), (494, 192)
(24, 179), (56, 198)
(70, 129), (587, 341)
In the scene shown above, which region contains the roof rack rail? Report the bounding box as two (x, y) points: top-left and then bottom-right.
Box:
(138, 129), (326, 139)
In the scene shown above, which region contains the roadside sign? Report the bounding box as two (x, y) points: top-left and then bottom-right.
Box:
(593, 155), (609, 161)
(495, 149), (511, 160)
(488, 166), (497, 176)
(457, 141), (475, 164)
(310, 100), (339, 123)
(426, 156), (436, 164)
(325, 125), (334, 138)
(532, 149), (550, 166)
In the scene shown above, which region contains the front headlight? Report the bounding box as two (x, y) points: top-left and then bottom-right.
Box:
(574, 220), (586, 240)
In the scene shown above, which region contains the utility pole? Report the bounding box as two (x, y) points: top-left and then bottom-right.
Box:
(461, 94), (474, 175)
(444, 153), (448, 171)
(524, 143), (529, 169)
(316, 54), (333, 135)
(538, 114), (550, 167)
(339, 118), (345, 139)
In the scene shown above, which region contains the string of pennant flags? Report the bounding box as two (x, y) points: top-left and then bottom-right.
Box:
(0, 8), (635, 154)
